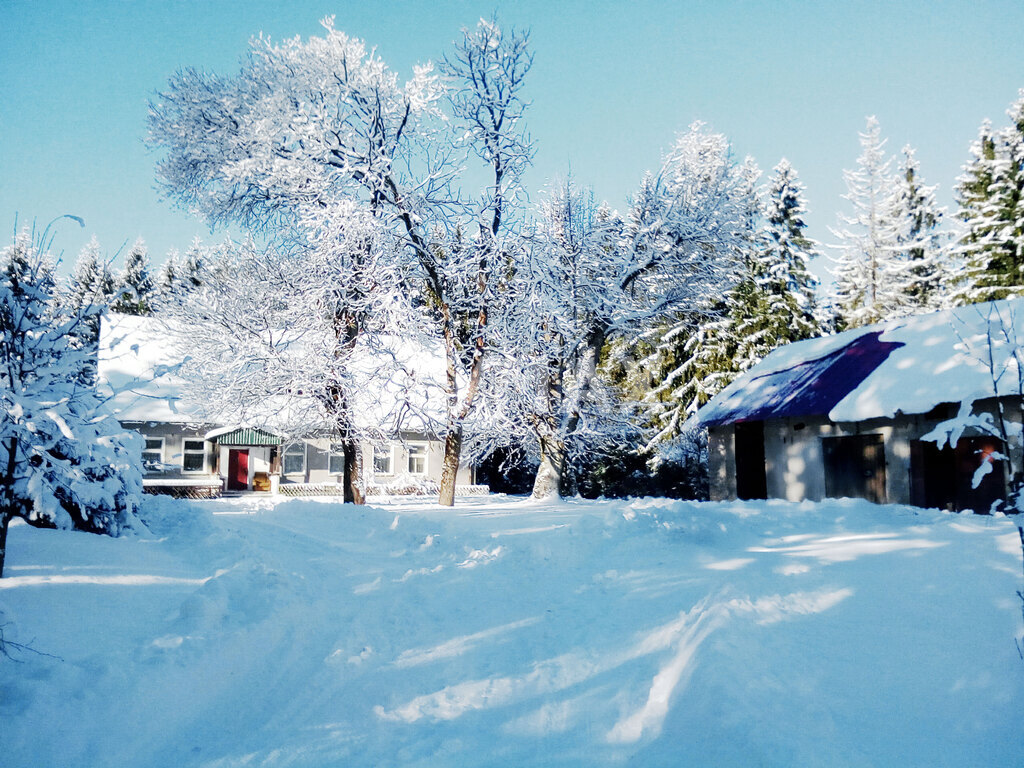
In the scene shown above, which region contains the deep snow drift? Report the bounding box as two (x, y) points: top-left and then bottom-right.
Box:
(1, 495), (1021, 767)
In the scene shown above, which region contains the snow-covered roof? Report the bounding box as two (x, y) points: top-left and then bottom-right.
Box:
(98, 314), (194, 423)
(97, 313), (449, 434)
(697, 298), (1024, 427)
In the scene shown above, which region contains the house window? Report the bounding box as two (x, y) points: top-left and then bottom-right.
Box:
(182, 439), (206, 473)
(142, 437), (163, 471)
(373, 445), (393, 475)
(329, 443), (345, 475)
(283, 443), (305, 475)
(407, 443), (427, 475)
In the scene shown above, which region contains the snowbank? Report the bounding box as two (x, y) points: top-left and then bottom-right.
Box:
(1, 495), (1021, 766)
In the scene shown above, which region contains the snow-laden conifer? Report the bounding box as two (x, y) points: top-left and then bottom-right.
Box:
(113, 238), (155, 315)
(888, 146), (948, 313)
(952, 92), (1024, 305)
(66, 236), (116, 314)
(0, 231), (142, 577)
(830, 117), (904, 328)
(733, 159), (821, 369)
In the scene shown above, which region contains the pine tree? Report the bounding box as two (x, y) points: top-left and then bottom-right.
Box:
(65, 237), (117, 382)
(830, 116), (903, 329)
(889, 146), (947, 313)
(157, 250), (179, 301)
(67, 236), (114, 312)
(953, 91), (1024, 305)
(1, 231), (143, 577)
(734, 159), (821, 369)
(112, 238), (155, 315)
(182, 237), (207, 291)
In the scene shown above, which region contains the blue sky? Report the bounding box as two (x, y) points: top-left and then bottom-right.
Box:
(2, 0), (1023, 276)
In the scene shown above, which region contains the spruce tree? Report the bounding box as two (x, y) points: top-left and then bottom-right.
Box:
(830, 116), (903, 329)
(953, 92), (1024, 305)
(65, 237), (116, 382)
(112, 238), (155, 315)
(182, 237), (207, 291)
(890, 146), (947, 313)
(157, 251), (180, 303)
(734, 159), (821, 370)
(1, 231), (142, 576)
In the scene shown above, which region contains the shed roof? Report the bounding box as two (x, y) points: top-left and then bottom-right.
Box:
(699, 331), (904, 427)
(696, 297), (1024, 427)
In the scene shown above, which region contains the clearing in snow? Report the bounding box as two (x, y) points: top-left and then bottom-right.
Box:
(1, 494), (1021, 767)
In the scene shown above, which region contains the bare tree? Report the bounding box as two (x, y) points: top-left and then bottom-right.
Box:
(149, 16), (532, 505)
(489, 126), (758, 498)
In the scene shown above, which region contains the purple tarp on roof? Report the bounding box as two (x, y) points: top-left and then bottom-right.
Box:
(699, 331), (905, 427)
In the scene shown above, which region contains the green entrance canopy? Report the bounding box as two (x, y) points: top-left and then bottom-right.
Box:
(211, 427), (284, 446)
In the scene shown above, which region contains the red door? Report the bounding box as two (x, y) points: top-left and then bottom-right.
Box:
(227, 449), (249, 491)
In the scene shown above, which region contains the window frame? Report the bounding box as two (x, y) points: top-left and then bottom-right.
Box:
(282, 442), (306, 476)
(373, 444), (394, 475)
(181, 438), (206, 474)
(407, 442), (427, 476)
(141, 436), (164, 471)
(328, 442), (345, 475)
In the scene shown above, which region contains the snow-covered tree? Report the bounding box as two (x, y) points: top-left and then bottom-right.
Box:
(0, 231), (143, 577)
(156, 250), (180, 302)
(112, 238), (156, 315)
(490, 126), (758, 497)
(181, 238), (208, 292)
(830, 116), (904, 329)
(889, 146), (947, 312)
(730, 159), (822, 370)
(66, 236), (116, 314)
(483, 180), (627, 497)
(149, 17), (533, 506)
(163, 206), (417, 504)
(639, 152), (813, 447)
(952, 91), (1024, 305)
(65, 236), (118, 382)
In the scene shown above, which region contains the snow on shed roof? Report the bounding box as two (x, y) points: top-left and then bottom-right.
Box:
(697, 297), (1024, 427)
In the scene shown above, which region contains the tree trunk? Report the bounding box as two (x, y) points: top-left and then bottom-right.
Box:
(1, 437), (17, 578)
(532, 435), (568, 499)
(342, 438), (364, 505)
(438, 425), (463, 507)
(0, 513), (9, 579)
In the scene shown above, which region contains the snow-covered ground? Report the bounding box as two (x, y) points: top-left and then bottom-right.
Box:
(1, 494), (1021, 767)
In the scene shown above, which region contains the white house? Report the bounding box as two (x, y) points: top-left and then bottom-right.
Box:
(695, 298), (1024, 513)
(97, 314), (481, 496)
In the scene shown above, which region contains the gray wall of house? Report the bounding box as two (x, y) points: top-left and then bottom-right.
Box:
(283, 436), (474, 487)
(708, 400), (1023, 505)
(128, 421), (218, 478)
(125, 423), (477, 490)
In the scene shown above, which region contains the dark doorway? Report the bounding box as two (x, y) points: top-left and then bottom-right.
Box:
(227, 449), (249, 491)
(909, 440), (956, 510)
(909, 437), (1006, 513)
(823, 434), (886, 503)
(735, 421), (767, 500)
(954, 436), (1006, 514)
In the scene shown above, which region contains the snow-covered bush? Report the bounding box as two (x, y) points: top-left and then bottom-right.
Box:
(0, 230), (144, 576)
